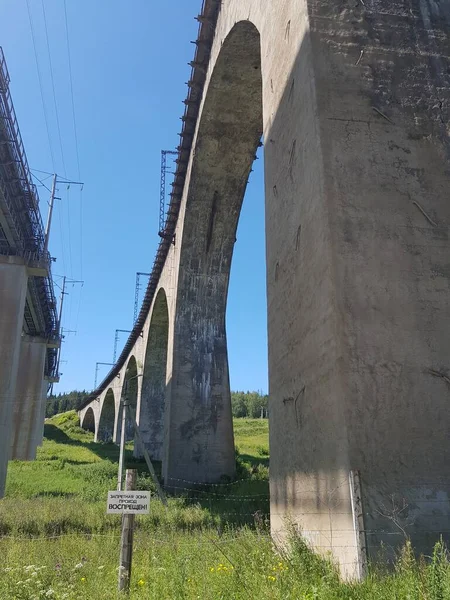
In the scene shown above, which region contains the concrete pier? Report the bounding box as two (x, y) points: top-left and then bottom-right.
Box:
(10, 336), (47, 461)
(0, 257), (28, 497)
(36, 378), (49, 447)
(78, 0), (450, 577)
(138, 289), (169, 461)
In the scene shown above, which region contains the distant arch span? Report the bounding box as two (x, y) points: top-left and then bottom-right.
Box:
(139, 288), (169, 461)
(98, 389), (115, 442)
(81, 407), (95, 434)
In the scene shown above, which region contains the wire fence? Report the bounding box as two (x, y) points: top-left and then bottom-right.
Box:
(6, 418), (450, 581)
(3, 475), (450, 581)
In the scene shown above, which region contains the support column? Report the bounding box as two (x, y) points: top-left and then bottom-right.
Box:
(138, 289), (169, 462)
(0, 257), (28, 497)
(10, 336), (47, 461)
(36, 378), (49, 447)
(163, 310), (235, 486)
(265, 0), (450, 576)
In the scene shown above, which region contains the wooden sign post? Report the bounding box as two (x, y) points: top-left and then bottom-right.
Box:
(118, 469), (137, 592)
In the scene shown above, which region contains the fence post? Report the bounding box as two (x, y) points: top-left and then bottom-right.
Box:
(349, 470), (368, 580)
(118, 468), (137, 592)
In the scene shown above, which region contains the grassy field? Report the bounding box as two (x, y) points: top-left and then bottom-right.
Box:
(1, 413), (450, 599)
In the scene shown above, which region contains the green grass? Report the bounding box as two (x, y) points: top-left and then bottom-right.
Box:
(2, 412), (450, 599)
(234, 418), (269, 465)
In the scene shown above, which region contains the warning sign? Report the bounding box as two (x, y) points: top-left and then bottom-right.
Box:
(107, 491), (150, 514)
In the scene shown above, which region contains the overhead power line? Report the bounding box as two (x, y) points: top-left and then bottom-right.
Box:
(63, 0), (83, 280)
(32, 168), (79, 182)
(31, 171), (52, 194)
(40, 0), (67, 177)
(63, 0), (81, 180)
(25, 0), (56, 170)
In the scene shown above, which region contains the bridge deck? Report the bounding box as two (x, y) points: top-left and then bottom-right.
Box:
(81, 0), (219, 406)
(0, 47), (58, 378)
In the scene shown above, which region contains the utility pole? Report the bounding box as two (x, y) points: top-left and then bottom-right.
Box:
(158, 150), (177, 238)
(43, 174), (58, 257)
(94, 362), (114, 389)
(114, 329), (132, 364)
(43, 174), (84, 258)
(57, 275), (67, 333)
(54, 275), (66, 380)
(133, 272), (150, 325)
(55, 277), (83, 381)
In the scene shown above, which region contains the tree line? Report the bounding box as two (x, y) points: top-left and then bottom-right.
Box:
(231, 391), (268, 418)
(47, 390), (269, 419)
(46, 390), (90, 418)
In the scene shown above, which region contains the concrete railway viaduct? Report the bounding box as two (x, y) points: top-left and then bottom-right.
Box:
(0, 49), (59, 498)
(78, 0), (450, 577)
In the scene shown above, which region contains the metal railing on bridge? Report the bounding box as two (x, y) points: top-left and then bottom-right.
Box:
(0, 47), (45, 258)
(83, 0), (222, 405)
(0, 47), (59, 380)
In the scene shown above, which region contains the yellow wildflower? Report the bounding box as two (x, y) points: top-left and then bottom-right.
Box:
(138, 579), (145, 586)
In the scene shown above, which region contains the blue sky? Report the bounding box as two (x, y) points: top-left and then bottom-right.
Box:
(0, 0), (267, 395)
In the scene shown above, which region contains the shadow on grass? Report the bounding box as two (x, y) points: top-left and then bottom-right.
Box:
(238, 452), (269, 468)
(43, 424), (161, 477)
(182, 484), (270, 529)
(43, 423), (269, 529)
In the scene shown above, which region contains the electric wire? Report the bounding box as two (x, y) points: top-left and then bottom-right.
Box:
(62, 0), (80, 180)
(31, 172), (52, 195)
(68, 281), (75, 332)
(30, 167), (54, 176)
(66, 185), (73, 278)
(41, 0), (76, 304)
(78, 185), (83, 280)
(57, 199), (67, 275)
(63, 0), (83, 281)
(31, 168), (74, 183)
(25, 0), (55, 170)
(40, 0), (67, 177)
(74, 283), (83, 335)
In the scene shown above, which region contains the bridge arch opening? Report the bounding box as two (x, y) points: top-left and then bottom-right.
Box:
(117, 355), (138, 444)
(98, 388), (115, 442)
(81, 407), (95, 434)
(165, 20), (264, 483)
(139, 288), (169, 461)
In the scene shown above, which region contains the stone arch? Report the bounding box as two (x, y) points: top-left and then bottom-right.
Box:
(138, 288), (169, 461)
(81, 407), (95, 434)
(164, 20), (263, 484)
(117, 355), (139, 444)
(98, 388), (115, 442)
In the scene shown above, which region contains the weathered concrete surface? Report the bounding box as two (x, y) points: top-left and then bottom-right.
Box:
(122, 356), (138, 445)
(97, 389), (115, 442)
(162, 21), (263, 486)
(10, 335), (47, 460)
(79, 0), (450, 577)
(138, 289), (169, 461)
(0, 257), (28, 497)
(307, 0), (450, 563)
(164, 0), (450, 575)
(36, 378), (49, 447)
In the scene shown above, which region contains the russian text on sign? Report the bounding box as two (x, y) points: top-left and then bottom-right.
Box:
(107, 491), (150, 514)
